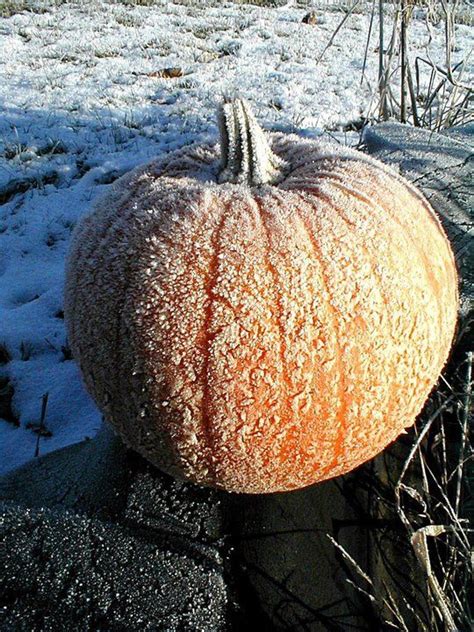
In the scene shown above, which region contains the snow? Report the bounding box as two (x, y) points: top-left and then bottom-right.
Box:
(0, 0), (472, 475)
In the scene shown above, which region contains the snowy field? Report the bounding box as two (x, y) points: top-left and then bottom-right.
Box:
(0, 0), (472, 475)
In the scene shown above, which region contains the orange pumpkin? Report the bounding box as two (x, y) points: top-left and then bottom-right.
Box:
(64, 99), (458, 493)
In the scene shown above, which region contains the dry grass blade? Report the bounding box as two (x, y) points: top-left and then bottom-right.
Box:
(315, 0), (364, 65)
(382, 587), (413, 632)
(326, 534), (373, 586)
(395, 395), (456, 517)
(455, 351), (473, 515)
(411, 525), (457, 631)
(361, 0), (377, 86)
(344, 578), (376, 604)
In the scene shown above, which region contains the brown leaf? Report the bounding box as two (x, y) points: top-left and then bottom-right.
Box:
(302, 11), (318, 25)
(148, 67), (183, 79)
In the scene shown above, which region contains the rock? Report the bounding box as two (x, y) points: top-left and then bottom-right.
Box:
(1, 502), (227, 631)
(0, 426), (233, 630)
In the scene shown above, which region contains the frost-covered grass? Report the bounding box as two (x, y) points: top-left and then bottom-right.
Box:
(0, 0), (472, 474)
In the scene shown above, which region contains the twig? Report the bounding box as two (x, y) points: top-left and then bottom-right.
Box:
(361, 0), (376, 86)
(406, 59), (420, 126)
(400, 0), (408, 122)
(378, 0), (388, 119)
(34, 392), (49, 458)
(455, 352), (473, 516)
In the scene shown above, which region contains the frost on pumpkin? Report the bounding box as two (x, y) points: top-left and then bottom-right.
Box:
(65, 125), (458, 494)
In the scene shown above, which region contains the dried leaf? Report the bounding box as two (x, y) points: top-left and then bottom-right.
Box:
(148, 67), (183, 79)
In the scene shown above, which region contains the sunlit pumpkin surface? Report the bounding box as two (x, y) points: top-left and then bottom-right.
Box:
(65, 103), (458, 493)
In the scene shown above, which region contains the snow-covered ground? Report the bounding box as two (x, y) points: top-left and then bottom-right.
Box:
(0, 0), (472, 475)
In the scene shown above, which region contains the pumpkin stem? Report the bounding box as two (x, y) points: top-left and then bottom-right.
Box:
(218, 98), (287, 186)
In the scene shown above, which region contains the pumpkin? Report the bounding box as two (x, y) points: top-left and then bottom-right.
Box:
(64, 98), (458, 494)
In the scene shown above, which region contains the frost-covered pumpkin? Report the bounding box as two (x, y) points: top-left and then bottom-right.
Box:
(64, 99), (458, 494)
